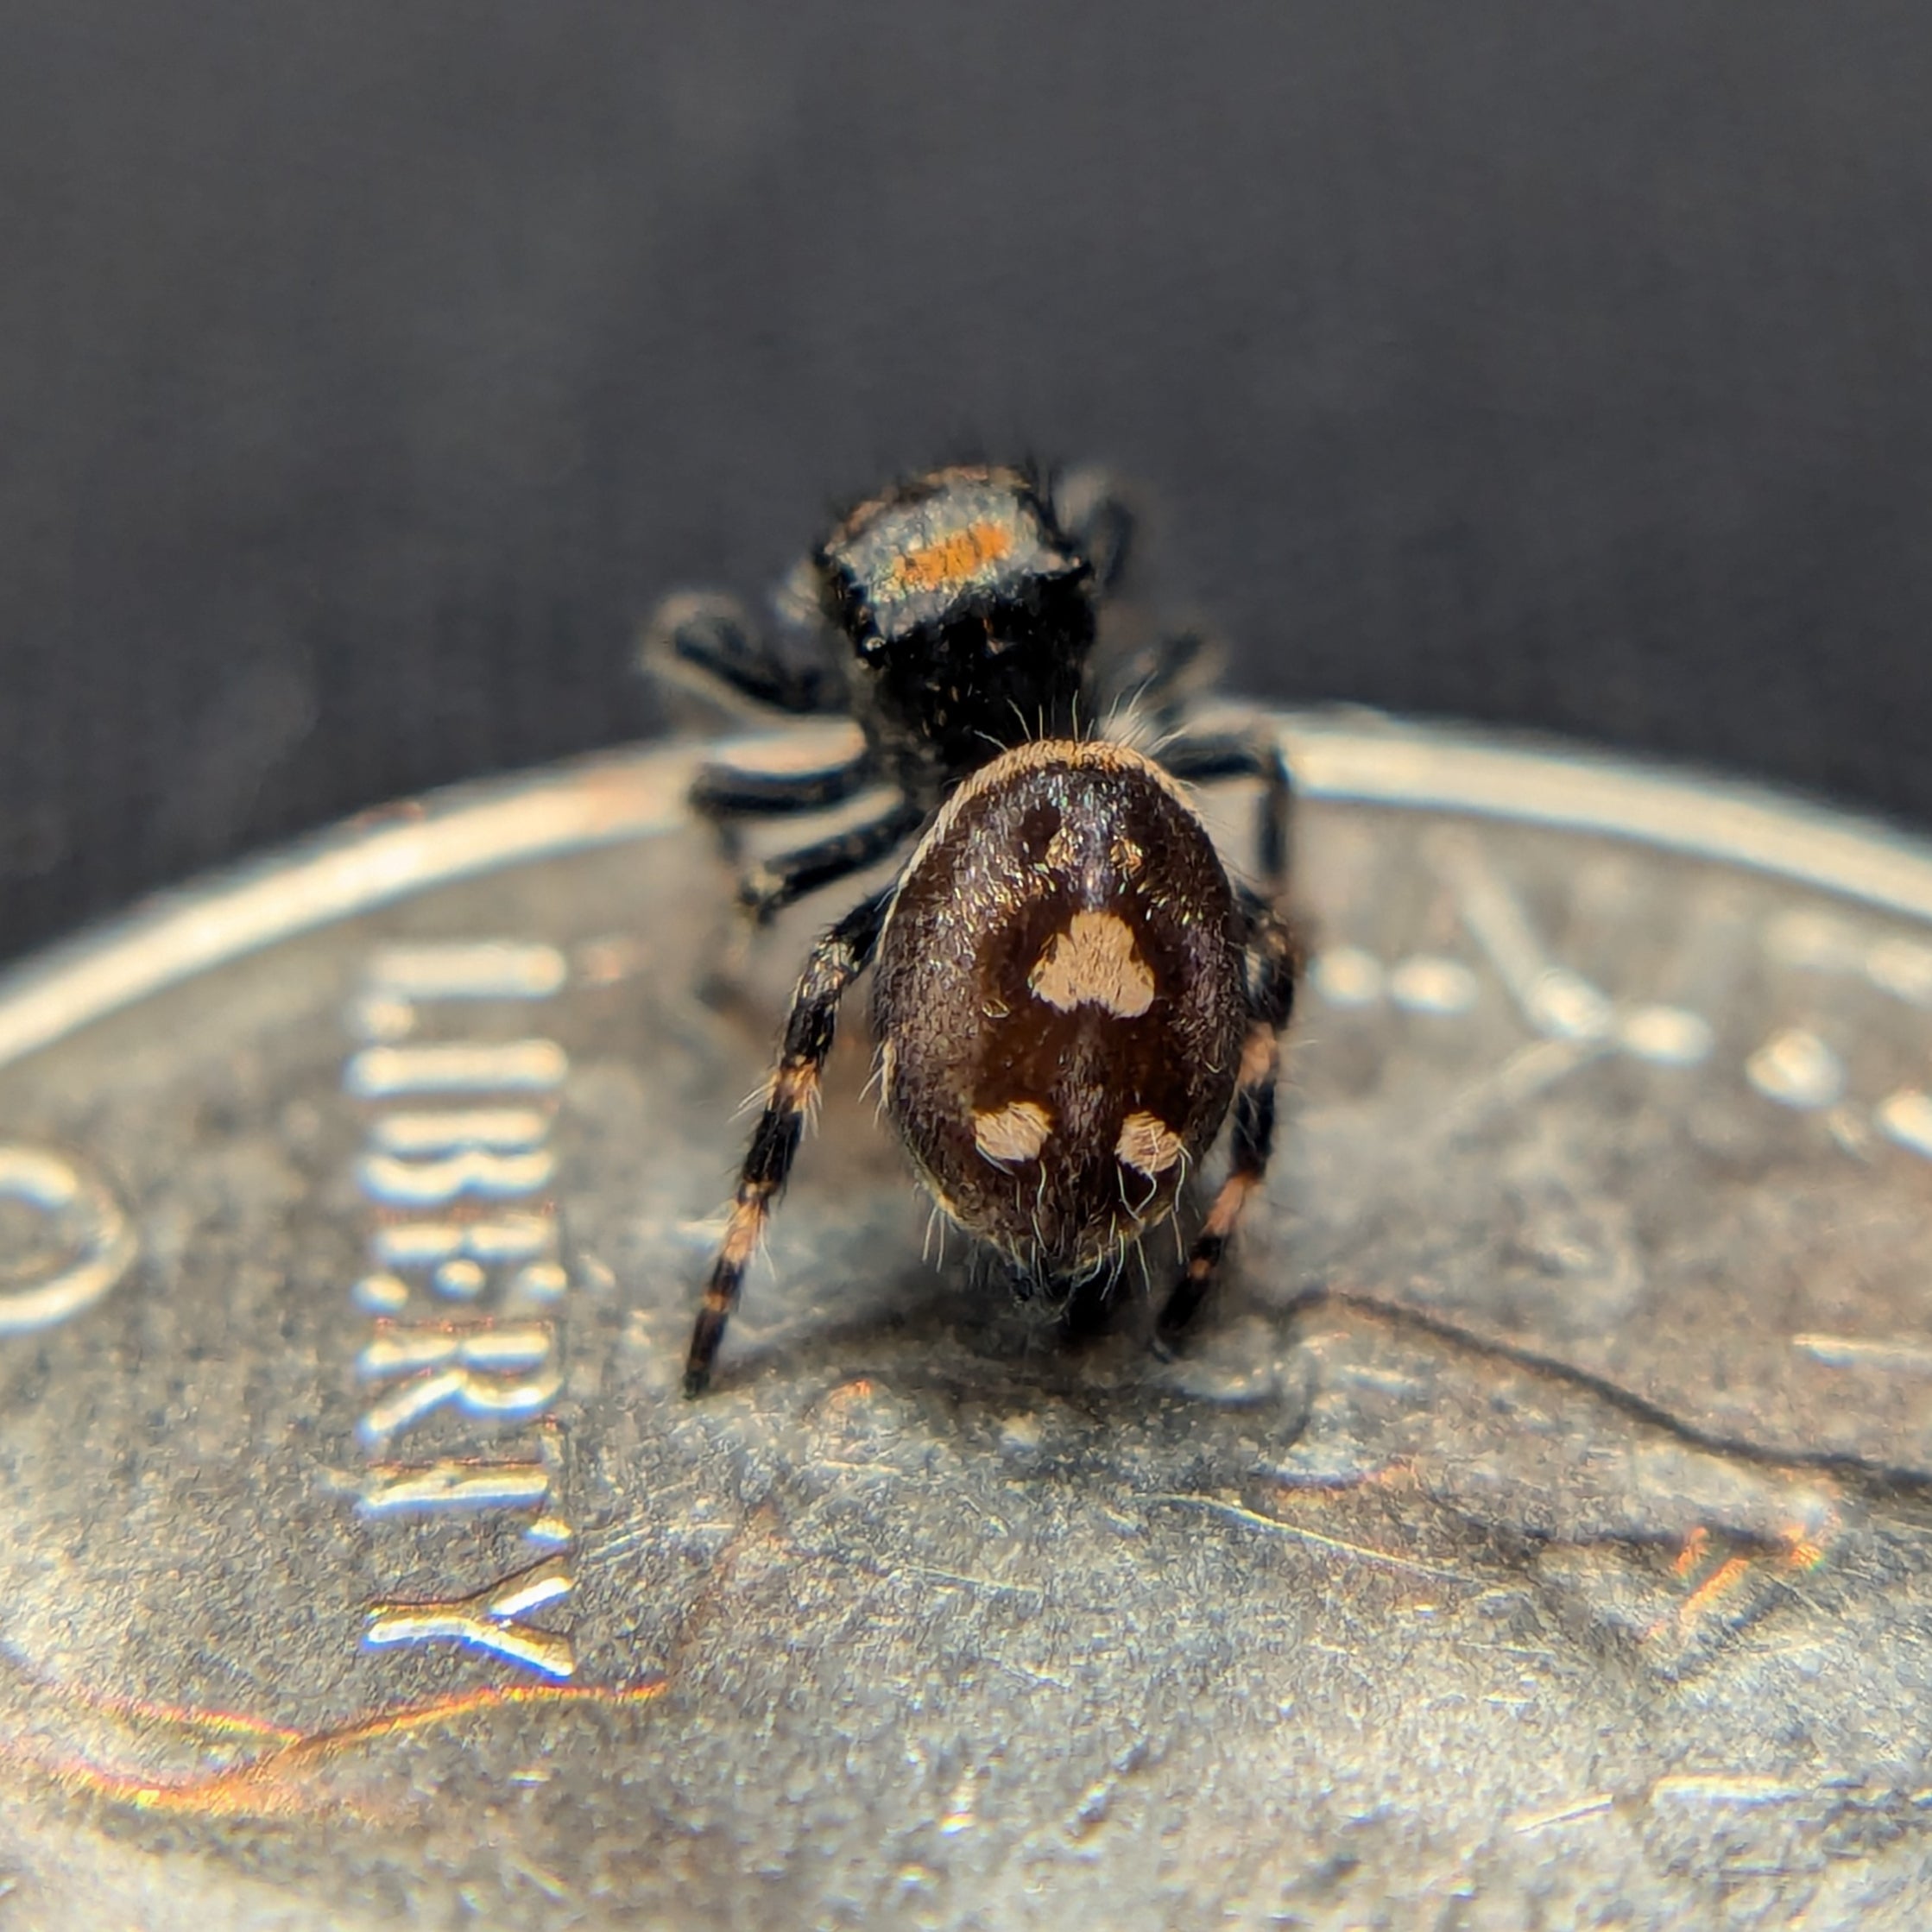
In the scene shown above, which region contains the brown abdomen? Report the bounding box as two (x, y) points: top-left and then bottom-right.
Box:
(871, 739), (1246, 1285)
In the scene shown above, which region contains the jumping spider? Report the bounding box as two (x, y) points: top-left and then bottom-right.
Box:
(649, 464), (1297, 1395)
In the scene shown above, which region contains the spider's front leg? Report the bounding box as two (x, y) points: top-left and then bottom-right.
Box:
(1049, 464), (1136, 595)
(1155, 887), (1298, 1347)
(684, 885), (893, 1396)
(1104, 627), (1221, 739)
(689, 755), (878, 822)
(736, 797), (925, 925)
(642, 590), (841, 717)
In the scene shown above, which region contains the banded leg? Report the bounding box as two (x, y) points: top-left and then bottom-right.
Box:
(740, 796), (925, 925)
(684, 887), (893, 1395)
(1160, 725), (1293, 896)
(1155, 890), (1297, 1346)
(691, 750), (878, 823)
(642, 590), (839, 716)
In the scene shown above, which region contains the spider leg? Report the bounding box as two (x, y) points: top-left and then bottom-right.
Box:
(740, 796), (925, 925)
(684, 886), (894, 1395)
(1105, 628), (1222, 737)
(1154, 887), (1297, 1346)
(691, 750), (879, 822)
(1048, 464), (1136, 595)
(1159, 725), (1293, 896)
(642, 590), (840, 716)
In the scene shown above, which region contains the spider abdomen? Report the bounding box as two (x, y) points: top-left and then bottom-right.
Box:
(872, 738), (1247, 1285)
(666, 461), (1297, 1397)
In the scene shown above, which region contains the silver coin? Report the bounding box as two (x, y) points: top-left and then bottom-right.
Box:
(3, 710), (1932, 1929)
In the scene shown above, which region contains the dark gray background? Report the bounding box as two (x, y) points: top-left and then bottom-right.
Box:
(4, 1), (1930, 966)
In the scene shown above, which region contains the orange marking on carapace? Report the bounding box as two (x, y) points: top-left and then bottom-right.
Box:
(8, 1678), (667, 1821)
(883, 520), (1014, 596)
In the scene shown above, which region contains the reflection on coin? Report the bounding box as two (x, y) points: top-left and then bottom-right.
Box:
(3, 710), (1932, 1928)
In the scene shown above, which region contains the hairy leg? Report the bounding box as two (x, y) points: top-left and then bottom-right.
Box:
(691, 751), (879, 821)
(684, 887), (894, 1394)
(1155, 890), (1297, 1344)
(1104, 628), (1221, 737)
(1159, 725), (1293, 896)
(1048, 464), (1136, 595)
(643, 590), (840, 716)
(737, 796), (925, 925)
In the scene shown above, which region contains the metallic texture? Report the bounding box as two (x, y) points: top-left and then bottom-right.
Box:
(3, 710), (1932, 1926)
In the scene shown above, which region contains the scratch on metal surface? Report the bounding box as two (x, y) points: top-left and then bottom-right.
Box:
(792, 1545), (1046, 1602)
(1793, 1332), (1932, 1377)
(1675, 1553), (1755, 1626)
(1509, 1792), (1617, 1834)
(1650, 1773), (1812, 1807)
(1672, 1526), (1711, 1578)
(1443, 1035), (1599, 1132)
(504, 1853), (573, 1902)
(892, 1560), (1045, 1599)
(1146, 1493), (1478, 1585)
(992, 1658), (1076, 1694)
(55, 1695), (307, 1746)
(1513, 1773), (1822, 1833)
(1647, 1512), (1838, 1643)
(0, 1679), (668, 1822)
(1778, 1518), (1834, 1573)
(663, 1500), (801, 1667)
(1645, 1548), (1759, 1644)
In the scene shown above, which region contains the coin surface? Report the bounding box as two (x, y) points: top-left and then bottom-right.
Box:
(3, 711), (1932, 1929)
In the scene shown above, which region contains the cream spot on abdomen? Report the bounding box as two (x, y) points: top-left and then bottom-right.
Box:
(973, 1098), (1053, 1165)
(1027, 911), (1155, 1019)
(1115, 1109), (1185, 1178)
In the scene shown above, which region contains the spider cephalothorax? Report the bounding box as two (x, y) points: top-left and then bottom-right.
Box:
(647, 463), (1297, 1394)
(816, 466), (1097, 797)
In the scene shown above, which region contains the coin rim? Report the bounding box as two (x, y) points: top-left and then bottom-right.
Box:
(3, 709), (1931, 1072)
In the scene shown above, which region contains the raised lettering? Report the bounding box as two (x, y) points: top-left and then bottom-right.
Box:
(357, 1321), (561, 1443)
(0, 1143), (139, 1335)
(363, 1554), (575, 1678)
